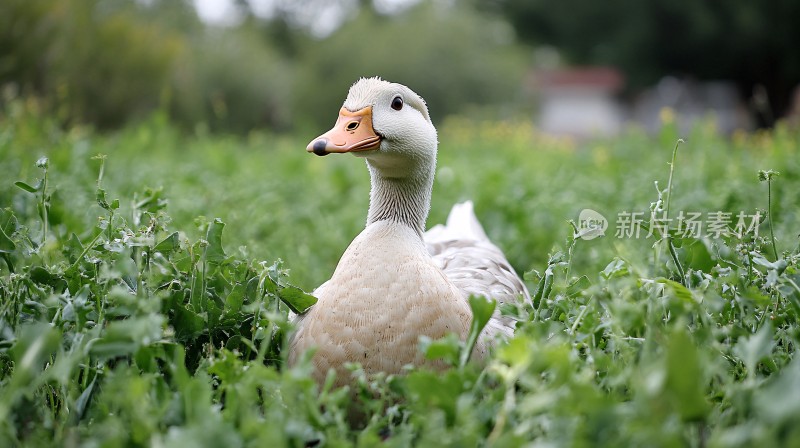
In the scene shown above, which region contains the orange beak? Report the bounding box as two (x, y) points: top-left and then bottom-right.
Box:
(306, 106), (382, 156)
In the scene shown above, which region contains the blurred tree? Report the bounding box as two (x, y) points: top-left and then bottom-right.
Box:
(1, 0), (186, 128)
(290, 1), (528, 129)
(2, 0), (530, 133)
(169, 25), (294, 133)
(0, 0), (58, 96)
(489, 0), (800, 125)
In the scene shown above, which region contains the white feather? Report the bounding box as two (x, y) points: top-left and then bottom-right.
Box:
(426, 201), (531, 338)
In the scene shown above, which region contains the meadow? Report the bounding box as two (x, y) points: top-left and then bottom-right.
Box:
(1, 99), (799, 446)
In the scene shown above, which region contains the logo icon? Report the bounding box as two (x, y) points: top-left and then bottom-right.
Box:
(576, 209), (608, 240)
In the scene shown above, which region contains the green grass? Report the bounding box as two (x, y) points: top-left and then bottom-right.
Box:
(1, 100), (800, 446)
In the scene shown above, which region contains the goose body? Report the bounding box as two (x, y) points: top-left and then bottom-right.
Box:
(288, 78), (529, 386)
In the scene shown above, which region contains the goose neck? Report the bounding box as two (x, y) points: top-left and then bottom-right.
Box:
(366, 162), (434, 237)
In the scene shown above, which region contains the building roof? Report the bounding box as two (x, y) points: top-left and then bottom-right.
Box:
(535, 67), (625, 91)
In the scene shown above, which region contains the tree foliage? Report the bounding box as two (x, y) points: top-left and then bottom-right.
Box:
(1, 0), (528, 133)
(492, 0), (800, 123)
(290, 3), (527, 129)
(0, 0), (187, 128)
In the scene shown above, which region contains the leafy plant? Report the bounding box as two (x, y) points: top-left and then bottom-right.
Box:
(1, 108), (799, 446)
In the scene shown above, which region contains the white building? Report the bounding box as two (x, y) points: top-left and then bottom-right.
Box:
(534, 67), (625, 137)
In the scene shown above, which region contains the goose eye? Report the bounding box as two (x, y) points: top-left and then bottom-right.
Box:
(391, 96), (403, 111)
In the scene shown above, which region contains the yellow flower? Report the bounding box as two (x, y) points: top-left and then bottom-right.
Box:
(659, 107), (675, 124)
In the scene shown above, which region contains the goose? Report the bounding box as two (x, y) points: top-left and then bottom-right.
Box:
(288, 77), (530, 386)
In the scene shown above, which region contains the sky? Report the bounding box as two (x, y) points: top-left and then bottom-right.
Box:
(193, 0), (420, 36)
(193, 0), (250, 25)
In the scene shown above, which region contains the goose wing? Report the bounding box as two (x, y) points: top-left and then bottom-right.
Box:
(424, 201), (530, 338)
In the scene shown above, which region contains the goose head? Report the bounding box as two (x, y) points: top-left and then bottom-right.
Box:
(306, 77), (438, 179)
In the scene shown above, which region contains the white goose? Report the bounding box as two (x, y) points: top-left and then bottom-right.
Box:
(288, 77), (530, 385)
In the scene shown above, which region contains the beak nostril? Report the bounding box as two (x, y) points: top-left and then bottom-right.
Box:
(346, 121), (359, 131)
